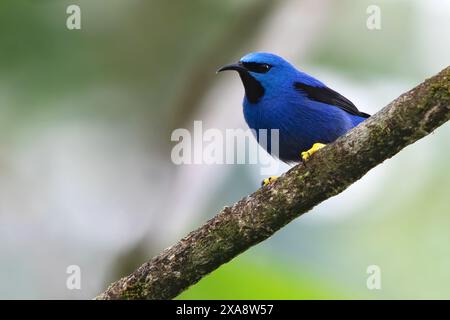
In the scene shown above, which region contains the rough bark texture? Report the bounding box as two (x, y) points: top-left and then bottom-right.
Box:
(97, 67), (450, 300)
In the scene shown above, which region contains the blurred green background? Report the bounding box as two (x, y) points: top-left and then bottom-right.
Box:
(0, 0), (449, 299)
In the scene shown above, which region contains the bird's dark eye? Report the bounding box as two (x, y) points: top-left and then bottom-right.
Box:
(242, 62), (272, 73)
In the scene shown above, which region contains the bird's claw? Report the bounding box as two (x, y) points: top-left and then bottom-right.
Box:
(262, 176), (278, 187)
(301, 143), (326, 162)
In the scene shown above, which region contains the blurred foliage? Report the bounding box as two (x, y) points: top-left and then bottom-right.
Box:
(309, 0), (417, 79)
(177, 251), (350, 299)
(0, 0), (251, 122)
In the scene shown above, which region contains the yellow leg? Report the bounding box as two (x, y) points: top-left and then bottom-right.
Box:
(262, 176), (278, 187)
(301, 143), (326, 162)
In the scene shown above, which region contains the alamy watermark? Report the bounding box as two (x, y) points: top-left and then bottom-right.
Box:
(366, 264), (381, 290)
(171, 121), (281, 175)
(66, 265), (81, 290)
(66, 5), (81, 30)
(366, 5), (381, 30)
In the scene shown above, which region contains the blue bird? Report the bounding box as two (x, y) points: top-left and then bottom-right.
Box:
(218, 52), (370, 185)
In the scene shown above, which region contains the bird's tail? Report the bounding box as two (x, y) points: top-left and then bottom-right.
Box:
(359, 112), (371, 118)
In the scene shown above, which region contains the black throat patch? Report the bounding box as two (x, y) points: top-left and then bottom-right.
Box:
(238, 71), (265, 104)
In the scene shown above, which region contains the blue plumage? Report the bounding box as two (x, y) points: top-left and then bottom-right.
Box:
(218, 52), (369, 163)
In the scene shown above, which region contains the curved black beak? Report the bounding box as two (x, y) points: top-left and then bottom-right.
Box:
(217, 62), (246, 73)
(216, 61), (264, 104)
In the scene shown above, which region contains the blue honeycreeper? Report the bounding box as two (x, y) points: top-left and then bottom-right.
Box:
(218, 52), (370, 169)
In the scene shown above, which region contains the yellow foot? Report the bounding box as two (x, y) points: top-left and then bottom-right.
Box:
(301, 143), (326, 162)
(262, 176), (278, 187)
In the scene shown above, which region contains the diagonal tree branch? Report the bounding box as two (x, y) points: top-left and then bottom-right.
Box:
(97, 67), (450, 300)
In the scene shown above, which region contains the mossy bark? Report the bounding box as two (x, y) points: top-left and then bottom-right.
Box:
(96, 67), (450, 300)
